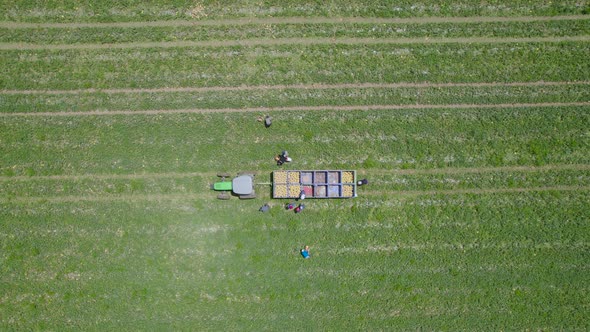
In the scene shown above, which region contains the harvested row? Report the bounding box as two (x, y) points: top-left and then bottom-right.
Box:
(2, 42), (589, 90)
(3, 35), (590, 50)
(3, 190), (587, 223)
(2, 1), (588, 22)
(2, 19), (589, 44)
(2, 80), (586, 95)
(1, 102), (589, 117)
(2, 185), (590, 204)
(2, 83), (590, 114)
(2, 106), (589, 176)
(2, 167), (590, 200)
(2, 163), (589, 182)
(3, 15), (589, 29)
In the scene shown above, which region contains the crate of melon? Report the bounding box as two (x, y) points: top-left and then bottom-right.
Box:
(272, 170), (356, 199)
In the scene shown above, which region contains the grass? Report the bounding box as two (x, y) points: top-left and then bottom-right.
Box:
(2, 83), (590, 114)
(2, 19), (590, 44)
(1, 191), (588, 330)
(2, 0), (589, 22)
(1, 3), (589, 330)
(2, 166), (590, 200)
(1, 108), (590, 176)
(2, 42), (590, 90)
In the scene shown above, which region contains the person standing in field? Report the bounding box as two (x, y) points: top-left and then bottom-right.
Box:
(300, 245), (310, 258)
(258, 115), (272, 128)
(275, 150), (292, 166)
(294, 204), (305, 213)
(357, 178), (368, 186)
(281, 150), (291, 162)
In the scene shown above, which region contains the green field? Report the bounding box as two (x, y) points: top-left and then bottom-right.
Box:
(1, 1), (589, 330)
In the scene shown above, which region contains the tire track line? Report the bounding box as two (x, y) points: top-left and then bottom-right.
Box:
(2, 15), (588, 29)
(1, 101), (588, 117)
(329, 241), (590, 254)
(3, 81), (589, 96)
(2, 35), (589, 50)
(2, 185), (589, 203)
(1, 164), (589, 182)
(0, 171), (218, 182)
(364, 185), (590, 197)
(364, 163), (590, 175)
(1, 193), (204, 203)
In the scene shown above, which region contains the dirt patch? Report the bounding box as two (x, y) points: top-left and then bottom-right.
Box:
(188, 2), (207, 19)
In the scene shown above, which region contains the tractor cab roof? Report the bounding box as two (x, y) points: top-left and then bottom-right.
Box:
(232, 175), (253, 195)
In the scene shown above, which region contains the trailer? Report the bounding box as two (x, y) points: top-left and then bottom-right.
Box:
(272, 170), (356, 199)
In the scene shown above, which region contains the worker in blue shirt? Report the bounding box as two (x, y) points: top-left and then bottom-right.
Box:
(300, 246), (310, 258)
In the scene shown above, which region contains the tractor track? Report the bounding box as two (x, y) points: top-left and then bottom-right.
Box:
(0, 171), (217, 182)
(1, 15), (588, 29)
(1, 101), (588, 117)
(1, 164), (589, 182)
(2, 81), (588, 96)
(1, 35), (589, 50)
(2, 185), (589, 204)
(360, 163), (590, 176)
(366, 185), (590, 197)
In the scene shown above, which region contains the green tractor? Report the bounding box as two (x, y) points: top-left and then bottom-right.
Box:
(211, 172), (256, 200)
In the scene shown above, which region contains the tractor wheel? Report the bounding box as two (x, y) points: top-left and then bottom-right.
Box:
(239, 193), (256, 200)
(217, 172), (231, 178)
(217, 193), (230, 200)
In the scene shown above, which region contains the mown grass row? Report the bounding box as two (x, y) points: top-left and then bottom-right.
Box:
(2, 190), (588, 330)
(2, 168), (590, 200)
(2, 19), (589, 44)
(2, 107), (589, 176)
(2, 42), (590, 90)
(2, 83), (590, 113)
(2, 0), (588, 23)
